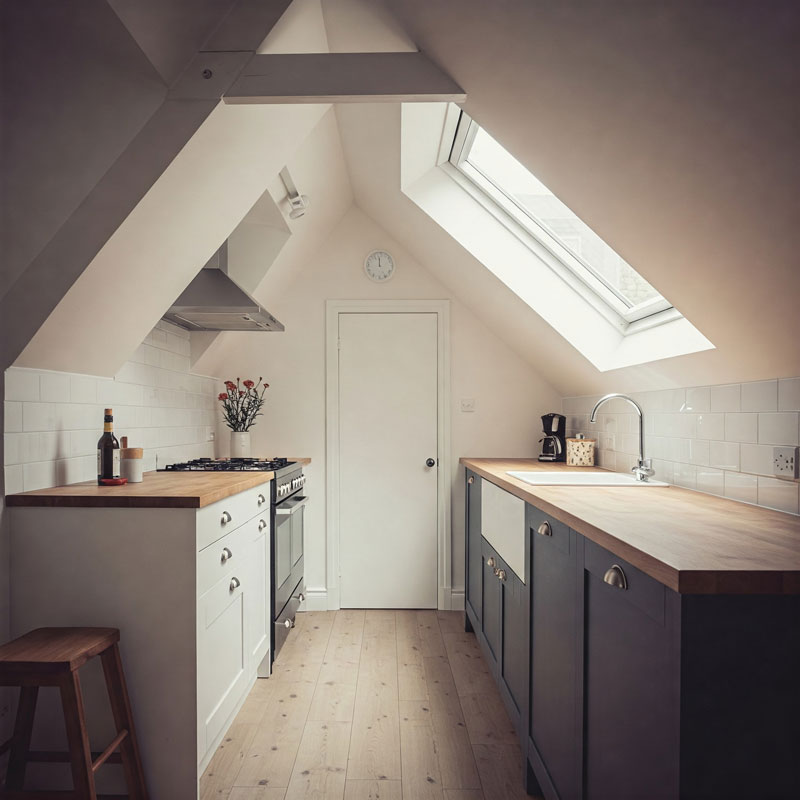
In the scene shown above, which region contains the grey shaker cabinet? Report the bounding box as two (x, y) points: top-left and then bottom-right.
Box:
(527, 504), (581, 800)
(464, 469), (482, 632)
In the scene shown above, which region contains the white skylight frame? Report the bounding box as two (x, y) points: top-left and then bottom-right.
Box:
(448, 112), (675, 328)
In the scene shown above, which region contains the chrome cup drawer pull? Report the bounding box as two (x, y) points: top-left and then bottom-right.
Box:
(221, 511), (232, 526)
(229, 576), (241, 592)
(220, 547), (232, 563)
(537, 521), (553, 537)
(497, 569), (507, 582)
(603, 564), (628, 590)
(468, 476), (474, 484)
(258, 493), (266, 506)
(258, 519), (267, 531)
(487, 557), (496, 568)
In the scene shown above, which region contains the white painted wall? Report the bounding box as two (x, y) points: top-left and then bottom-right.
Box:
(563, 378), (800, 515)
(5, 321), (219, 494)
(197, 206), (562, 601)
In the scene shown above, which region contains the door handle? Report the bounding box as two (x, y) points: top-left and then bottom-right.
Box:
(426, 458), (436, 468)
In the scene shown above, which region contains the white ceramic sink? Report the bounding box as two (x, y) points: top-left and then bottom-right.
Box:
(506, 470), (668, 487)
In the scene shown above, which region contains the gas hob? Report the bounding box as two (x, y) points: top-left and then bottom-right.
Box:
(159, 458), (294, 473)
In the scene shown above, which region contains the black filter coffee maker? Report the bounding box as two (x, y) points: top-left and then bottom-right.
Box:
(538, 413), (567, 462)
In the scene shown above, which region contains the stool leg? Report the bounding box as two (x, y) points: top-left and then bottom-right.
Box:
(100, 643), (148, 800)
(59, 670), (97, 800)
(5, 686), (38, 790)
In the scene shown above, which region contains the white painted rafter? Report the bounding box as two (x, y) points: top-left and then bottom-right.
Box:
(224, 52), (465, 104)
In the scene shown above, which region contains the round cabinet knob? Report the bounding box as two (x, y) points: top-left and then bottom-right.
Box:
(221, 511), (232, 525)
(603, 564), (628, 590)
(537, 521), (552, 537)
(258, 493), (266, 506)
(220, 547), (232, 563)
(258, 519), (267, 531)
(229, 576), (241, 592)
(284, 619), (294, 629)
(497, 569), (507, 582)
(487, 557), (496, 568)
(426, 458), (436, 468)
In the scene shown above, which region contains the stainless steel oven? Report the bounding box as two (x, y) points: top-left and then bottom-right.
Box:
(272, 467), (306, 659)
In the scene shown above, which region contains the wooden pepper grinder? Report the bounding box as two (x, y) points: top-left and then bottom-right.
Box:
(120, 436), (144, 483)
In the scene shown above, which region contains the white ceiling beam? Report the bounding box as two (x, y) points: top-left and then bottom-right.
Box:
(223, 52), (466, 104)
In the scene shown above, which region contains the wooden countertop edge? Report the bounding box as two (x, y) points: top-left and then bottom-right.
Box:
(461, 458), (800, 595)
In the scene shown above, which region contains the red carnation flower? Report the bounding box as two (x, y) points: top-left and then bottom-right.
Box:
(218, 393), (227, 401)
(239, 390), (245, 396)
(264, 383), (270, 388)
(224, 380), (235, 389)
(243, 379), (254, 389)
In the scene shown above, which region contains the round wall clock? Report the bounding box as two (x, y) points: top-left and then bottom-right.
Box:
(364, 250), (395, 282)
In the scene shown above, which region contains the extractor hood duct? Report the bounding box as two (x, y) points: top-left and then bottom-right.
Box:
(162, 242), (284, 332)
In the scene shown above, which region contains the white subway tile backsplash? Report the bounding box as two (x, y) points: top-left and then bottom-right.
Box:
(710, 383), (741, 412)
(564, 377), (800, 515)
(685, 386), (710, 413)
(741, 380), (777, 412)
(4, 402), (22, 433)
(22, 403), (56, 432)
(724, 413), (757, 443)
(778, 378), (800, 412)
(757, 477), (799, 515)
(5, 324), (219, 494)
(696, 467), (724, 496)
(724, 471), (758, 505)
(39, 371), (72, 402)
(673, 462), (697, 489)
(69, 376), (97, 404)
(6, 370), (40, 402)
(758, 412), (799, 446)
(5, 464), (23, 494)
(740, 444), (775, 476)
(696, 413), (725, 440)
(709, 441), (739, 471)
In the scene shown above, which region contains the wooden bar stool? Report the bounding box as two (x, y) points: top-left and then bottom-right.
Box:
(0, 627), (148, 799)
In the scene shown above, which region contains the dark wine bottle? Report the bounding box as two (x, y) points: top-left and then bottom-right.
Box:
(97, 407), (120, 484)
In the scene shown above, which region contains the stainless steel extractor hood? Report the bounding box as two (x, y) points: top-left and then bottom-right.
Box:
(162, 242), (284, 332)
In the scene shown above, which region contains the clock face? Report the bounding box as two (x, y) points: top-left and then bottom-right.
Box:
(364, 250), (395, 282)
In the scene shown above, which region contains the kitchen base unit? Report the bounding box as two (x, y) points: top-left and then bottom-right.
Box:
(8, 478), (272, 800)
(462, 460), (800, 800)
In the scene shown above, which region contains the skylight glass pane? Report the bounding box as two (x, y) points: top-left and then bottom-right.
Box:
(466, 127), (662, 309)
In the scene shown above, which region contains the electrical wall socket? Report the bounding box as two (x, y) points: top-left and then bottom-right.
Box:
(773, 446), (799, 478)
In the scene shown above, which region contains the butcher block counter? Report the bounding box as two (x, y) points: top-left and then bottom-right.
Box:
(5, 458), (311, 509)
(461, 457), (800, 594)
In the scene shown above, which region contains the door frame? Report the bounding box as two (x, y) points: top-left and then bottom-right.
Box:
(325, 299), (452, 610)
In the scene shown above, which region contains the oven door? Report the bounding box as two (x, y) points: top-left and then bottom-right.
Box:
(274, 495), (307, 614)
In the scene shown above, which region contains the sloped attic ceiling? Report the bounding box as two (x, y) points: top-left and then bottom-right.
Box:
(322, 0), (800, 395)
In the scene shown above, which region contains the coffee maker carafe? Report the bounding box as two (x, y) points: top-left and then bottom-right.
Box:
(538, 413), (567, 462)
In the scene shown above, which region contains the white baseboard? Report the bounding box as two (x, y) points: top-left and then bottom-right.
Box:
(300, 587), (329, 611)
(449, 590), (465, 611)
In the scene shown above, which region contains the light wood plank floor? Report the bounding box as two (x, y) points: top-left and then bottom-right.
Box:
(201, 610), (529, 800)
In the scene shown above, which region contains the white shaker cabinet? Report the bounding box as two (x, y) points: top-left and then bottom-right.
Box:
(9, 479), (272, 800)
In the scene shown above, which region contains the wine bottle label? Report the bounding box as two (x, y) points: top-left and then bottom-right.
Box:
(97, 450), (121, 477)
(104, 422), (113, 432)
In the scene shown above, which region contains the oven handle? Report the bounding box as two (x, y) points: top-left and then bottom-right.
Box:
(275, 495), (309, 516)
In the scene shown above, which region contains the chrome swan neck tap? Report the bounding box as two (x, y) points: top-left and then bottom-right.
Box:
(589, 393), (654, 482)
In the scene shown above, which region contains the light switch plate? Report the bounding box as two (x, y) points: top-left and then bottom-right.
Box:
(460, 398), (476, 412)
(773, 446), (798, 478)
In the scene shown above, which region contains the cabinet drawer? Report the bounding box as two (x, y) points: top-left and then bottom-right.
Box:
(197, 513), (268, 596)
(527, 503), (570, 556)
(481, 480), (526, 582)
(196, 481), (271, 551)
(584, 538), (665, 625)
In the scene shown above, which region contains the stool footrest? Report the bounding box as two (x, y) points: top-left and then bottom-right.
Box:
(0, 793), (129, 799)
(92, 730), (128, 773)
(0, 749), (123, 766)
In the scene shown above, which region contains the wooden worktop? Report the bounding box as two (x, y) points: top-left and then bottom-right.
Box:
(462, 458), (800, 595)
(5, 458), (311, 509)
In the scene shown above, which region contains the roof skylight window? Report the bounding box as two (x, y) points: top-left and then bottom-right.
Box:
(449, 113), (672, 324)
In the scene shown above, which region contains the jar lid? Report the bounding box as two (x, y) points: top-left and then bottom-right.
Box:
(121, 447), (144, 459)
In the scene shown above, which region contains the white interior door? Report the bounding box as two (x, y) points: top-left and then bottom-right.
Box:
(338, 312), (439, 608)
